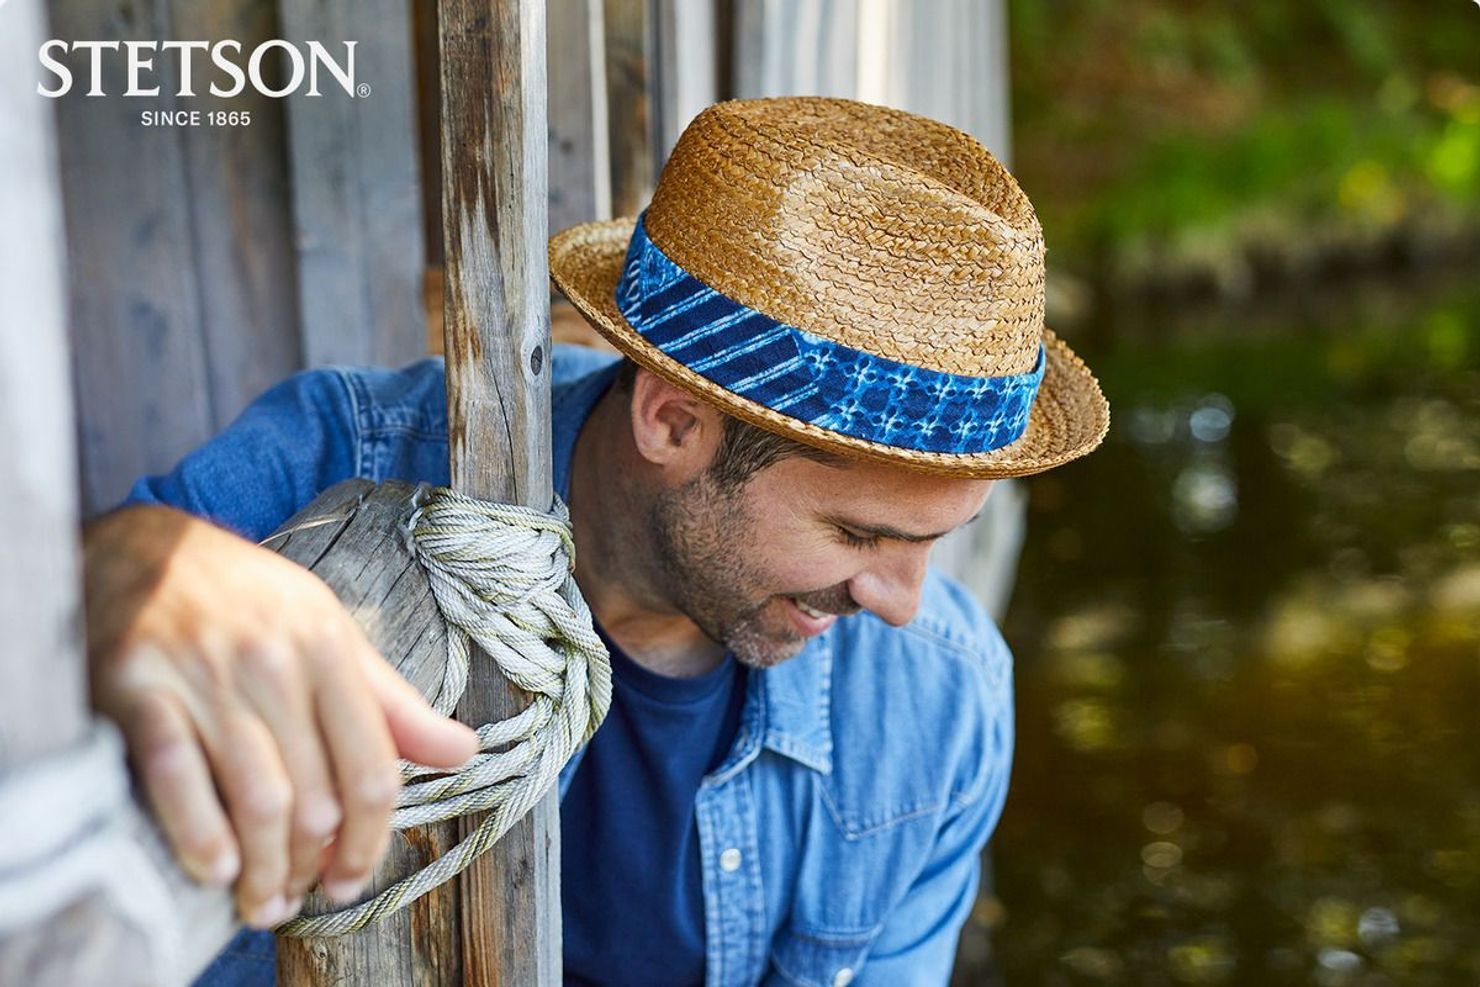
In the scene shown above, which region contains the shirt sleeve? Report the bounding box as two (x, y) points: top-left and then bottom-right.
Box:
(122, 368), (360, 542)
(858, 635), (1014, 986)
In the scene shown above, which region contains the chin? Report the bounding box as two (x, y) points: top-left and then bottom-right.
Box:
(712, 598), (811, 669)
(726, 629), (808, 670)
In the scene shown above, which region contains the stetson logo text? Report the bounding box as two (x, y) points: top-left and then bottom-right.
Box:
(37, 40), (365, 99)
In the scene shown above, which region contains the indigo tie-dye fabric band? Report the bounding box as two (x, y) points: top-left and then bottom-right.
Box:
(615, 215), (1045, 455)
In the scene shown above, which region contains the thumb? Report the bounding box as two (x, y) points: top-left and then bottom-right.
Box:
(362, 654), (479, 767)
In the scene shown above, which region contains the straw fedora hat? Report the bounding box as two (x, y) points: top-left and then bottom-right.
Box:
(549, 96), (1108, 478)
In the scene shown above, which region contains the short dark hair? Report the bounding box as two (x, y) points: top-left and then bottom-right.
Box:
(615, 357), (842, 487)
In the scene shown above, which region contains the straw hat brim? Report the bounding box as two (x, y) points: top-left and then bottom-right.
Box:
(550, 218), (1110, 479)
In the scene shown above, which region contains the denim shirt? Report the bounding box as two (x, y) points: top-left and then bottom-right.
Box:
(131, 346), (1015, 987)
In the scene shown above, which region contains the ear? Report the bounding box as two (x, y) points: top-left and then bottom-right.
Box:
(627, 366), (724, 477)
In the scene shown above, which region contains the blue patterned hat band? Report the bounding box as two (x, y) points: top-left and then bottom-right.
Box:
(616, 214), (1046, 456)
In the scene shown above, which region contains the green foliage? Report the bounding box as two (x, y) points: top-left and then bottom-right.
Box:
(1008, 0), (1480, 275)
(1082, 96), (1479, 244)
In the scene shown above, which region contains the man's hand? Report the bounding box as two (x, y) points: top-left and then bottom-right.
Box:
(83, 505), (479, 929)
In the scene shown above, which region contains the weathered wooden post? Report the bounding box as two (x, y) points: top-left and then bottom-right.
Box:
(0, 4), (140, 981)
(0, 0), (239, 982)
(438, 0), (560, 981)
(277, 0), (559, 982)
(601, 0), (656, 216)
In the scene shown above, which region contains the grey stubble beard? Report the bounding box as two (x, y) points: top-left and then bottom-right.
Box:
(645, 474), (806, 669)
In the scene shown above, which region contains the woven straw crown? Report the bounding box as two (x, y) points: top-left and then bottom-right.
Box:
(645, 98), (1046, 379)
(550, 96), (1109, 478)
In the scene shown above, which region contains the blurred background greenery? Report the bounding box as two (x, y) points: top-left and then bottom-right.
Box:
(1010, 0), (1480, 300)
(954, 3), (1480, 985)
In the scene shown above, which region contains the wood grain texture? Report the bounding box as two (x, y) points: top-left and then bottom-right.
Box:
(548, 0), (611, 235)
(52, 0), (302, 514)
(651, 0), (717, 167)
(280, 0), (429, 369)
(438, 0), (560, 982)
(278, 0), (561, 978)
(172, 0), (303, 427)
(50, 0), (213, 515)
(274, 480), (464, 985)
(601, 0), (655, 217)
(731, 0), (858, 99)
(416, 0), (446, 269)
(266, 480), (450, 705)
(1, 5), (237, 980)
(0, 0), (86, 768)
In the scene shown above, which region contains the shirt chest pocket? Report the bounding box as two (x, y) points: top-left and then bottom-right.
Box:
(764, 922), (880, 987)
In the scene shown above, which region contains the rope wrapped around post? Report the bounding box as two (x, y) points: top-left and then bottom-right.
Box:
(277, 485), (612, 937)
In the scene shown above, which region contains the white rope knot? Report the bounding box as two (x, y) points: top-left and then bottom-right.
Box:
(279, 486), (612, 936)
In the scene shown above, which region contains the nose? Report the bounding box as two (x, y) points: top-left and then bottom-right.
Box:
(847, 547), (931, 627)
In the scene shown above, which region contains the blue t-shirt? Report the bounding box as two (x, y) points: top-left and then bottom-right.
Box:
(563, 625), (747, 986)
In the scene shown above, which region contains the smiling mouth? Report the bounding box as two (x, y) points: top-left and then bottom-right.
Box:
(790, 597), (832, 619)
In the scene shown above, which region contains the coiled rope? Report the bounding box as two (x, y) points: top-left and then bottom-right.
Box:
(278, 485), (612, 937)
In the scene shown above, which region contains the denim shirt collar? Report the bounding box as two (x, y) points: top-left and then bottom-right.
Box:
(550, 358), (835, 776)
(756, 637), (835, 774)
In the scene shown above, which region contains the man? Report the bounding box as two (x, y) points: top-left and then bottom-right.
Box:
(83, 97), (1107, 985)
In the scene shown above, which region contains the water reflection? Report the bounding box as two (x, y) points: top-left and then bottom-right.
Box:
(966, 269), (1480, 986)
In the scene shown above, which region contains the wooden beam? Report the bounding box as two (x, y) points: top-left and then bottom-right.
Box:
(275, 481), (464, 985)
(280, 0), (430, 368)
(170, 0), (304, 424)
(439, 0), (560, 982)
(0, 2), (237, 982)
(279, 1), (559, 982)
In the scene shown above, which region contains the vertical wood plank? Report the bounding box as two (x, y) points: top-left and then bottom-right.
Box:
(280, 0), (429, 368)
(171, 0), (304, 427)
(0, 3), (239, 982)
(2, 0), (89, 771)
(548, 0), (611, 234)
(49, 0), (214, 515)
(416, 0), (446, 270)
(51, 0), (302, 514)
(277, 486), (465, 987)
(732, 0), (857, 98)
(602, 0), (655, 216)
(285, 0), (559, 982)
(651, 0), (716, 165)
(440, 0), (559, 983)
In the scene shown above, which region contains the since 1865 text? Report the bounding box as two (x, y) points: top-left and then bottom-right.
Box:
(140, 109), (252, 127)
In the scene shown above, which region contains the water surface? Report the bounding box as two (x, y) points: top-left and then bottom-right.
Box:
(960, 270), (1480, 986)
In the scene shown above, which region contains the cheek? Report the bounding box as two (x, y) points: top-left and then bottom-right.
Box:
(730, 486), (856, 590)
(744, 533), (858, 592)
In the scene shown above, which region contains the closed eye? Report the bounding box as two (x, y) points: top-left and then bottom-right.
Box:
(837, 526), (883, 551)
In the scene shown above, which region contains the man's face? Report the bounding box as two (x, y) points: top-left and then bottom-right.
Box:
(646, 452), (994, 668)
